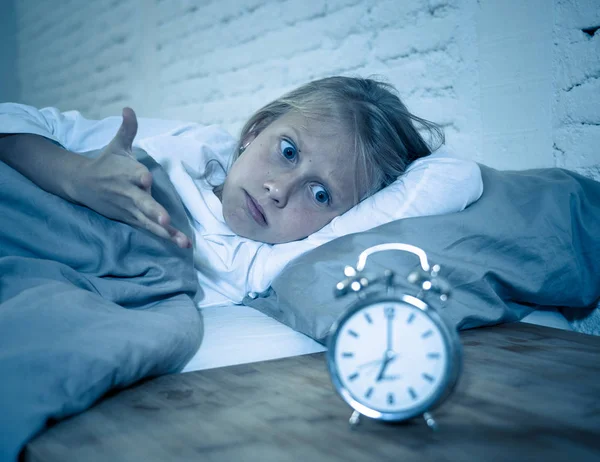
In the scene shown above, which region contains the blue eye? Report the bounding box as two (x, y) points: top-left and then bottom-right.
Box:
(280, 139), (297, 161)
(311, 184), (330, 204)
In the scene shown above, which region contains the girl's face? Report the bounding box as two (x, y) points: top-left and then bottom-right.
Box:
(219, 111), (362, 244)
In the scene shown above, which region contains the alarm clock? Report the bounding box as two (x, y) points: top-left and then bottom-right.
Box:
(326, 243), (462, 429)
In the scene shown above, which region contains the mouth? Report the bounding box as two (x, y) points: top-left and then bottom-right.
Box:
(244, 191), (267, 227)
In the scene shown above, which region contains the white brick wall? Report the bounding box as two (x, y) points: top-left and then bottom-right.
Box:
(553, 0), (600, 178)
(5, 0), (600, 171)
(476, 0), (554, 169)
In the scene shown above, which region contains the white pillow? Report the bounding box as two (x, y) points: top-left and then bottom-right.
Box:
(316, 148), (482, 237)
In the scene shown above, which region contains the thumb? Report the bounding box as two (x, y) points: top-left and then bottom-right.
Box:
(110, 107), (138, 154)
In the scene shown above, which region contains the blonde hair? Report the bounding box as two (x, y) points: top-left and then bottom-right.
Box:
(232, 76), (444, 200)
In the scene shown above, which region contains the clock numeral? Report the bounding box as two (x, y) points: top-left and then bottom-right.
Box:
(365, 387), (374, 399)
(348, 372), (359, 382)
(408, 387), (418, 400)
(364, 313), (373, 324)
(422, 373), (435, 383)
(421, 329), (433, 339)
(348, 329), (359, 338)
(387, 393), (395, 405)
(342, 352), (354, 358)
(407, 313), (415, 324)
(427, 352), (440, 359)
(384, 306), (395, 319)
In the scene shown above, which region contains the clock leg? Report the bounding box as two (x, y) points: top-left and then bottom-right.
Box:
(423, 412), (438, 431)
(349, 410), (361, 428)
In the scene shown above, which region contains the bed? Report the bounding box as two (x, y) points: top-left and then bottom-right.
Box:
(181, 303), (326, 373)
(1, 144), (599, 461)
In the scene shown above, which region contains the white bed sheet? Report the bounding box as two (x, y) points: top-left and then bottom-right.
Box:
(181, 303), (326, 373)
(181, 304), (572, 374)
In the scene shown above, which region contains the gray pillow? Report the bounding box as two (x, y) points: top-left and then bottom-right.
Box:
(243, 165), (600, 343)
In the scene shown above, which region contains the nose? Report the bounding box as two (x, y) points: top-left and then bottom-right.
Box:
(264, 176), (292, 208)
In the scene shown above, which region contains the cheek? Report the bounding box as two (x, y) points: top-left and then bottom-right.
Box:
(276, 207), (333, 240)
(234, 150), (271, 182)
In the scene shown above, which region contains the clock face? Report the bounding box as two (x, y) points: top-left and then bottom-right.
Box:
(331, 299), (449, 418)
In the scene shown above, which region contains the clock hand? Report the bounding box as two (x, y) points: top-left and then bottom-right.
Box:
(386, 308), (393, 352)
(375, 309), (394, 382)
(357, 358), (384, 369)
(375, 352), (397, 382)
(375, 357), (390, 382)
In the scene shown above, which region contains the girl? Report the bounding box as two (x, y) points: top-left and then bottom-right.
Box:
(0, 76), (481, 305)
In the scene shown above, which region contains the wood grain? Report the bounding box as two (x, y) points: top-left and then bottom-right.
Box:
(25, 323), (600, 462)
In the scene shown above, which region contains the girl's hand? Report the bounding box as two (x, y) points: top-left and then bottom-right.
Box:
(68, 107), (192, 248)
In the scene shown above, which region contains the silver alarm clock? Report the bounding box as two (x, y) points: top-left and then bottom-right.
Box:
(326, 243), (462, 429)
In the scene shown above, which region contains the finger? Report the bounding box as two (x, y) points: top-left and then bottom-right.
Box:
(164, 224), (192, 248)
(155, 215), (191, 247)
(129, 187), (192, 248)
(120, 107), (138, 148)
(131, 190), (191, 247)
(134, 211), (191, 248)
(137, 170), (153, 193)
(132, 188), (169, 226)
(159, 219), (192, 248)
(132, 210), (172, 240)
(126, 163), (152, 191)
(129, 166), (152, 192)
(109, 107), (139, 155)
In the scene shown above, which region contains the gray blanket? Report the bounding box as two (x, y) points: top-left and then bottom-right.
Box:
(0, 148), (203, 462)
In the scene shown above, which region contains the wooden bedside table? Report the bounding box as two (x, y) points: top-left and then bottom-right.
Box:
(25, 323), (600, 462)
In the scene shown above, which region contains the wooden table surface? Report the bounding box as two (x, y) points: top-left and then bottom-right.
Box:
(25, 323), (600, 462)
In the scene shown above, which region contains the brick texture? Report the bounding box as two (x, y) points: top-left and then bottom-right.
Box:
(553, 0), (600, 175)
(7, 0), (600, 170)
